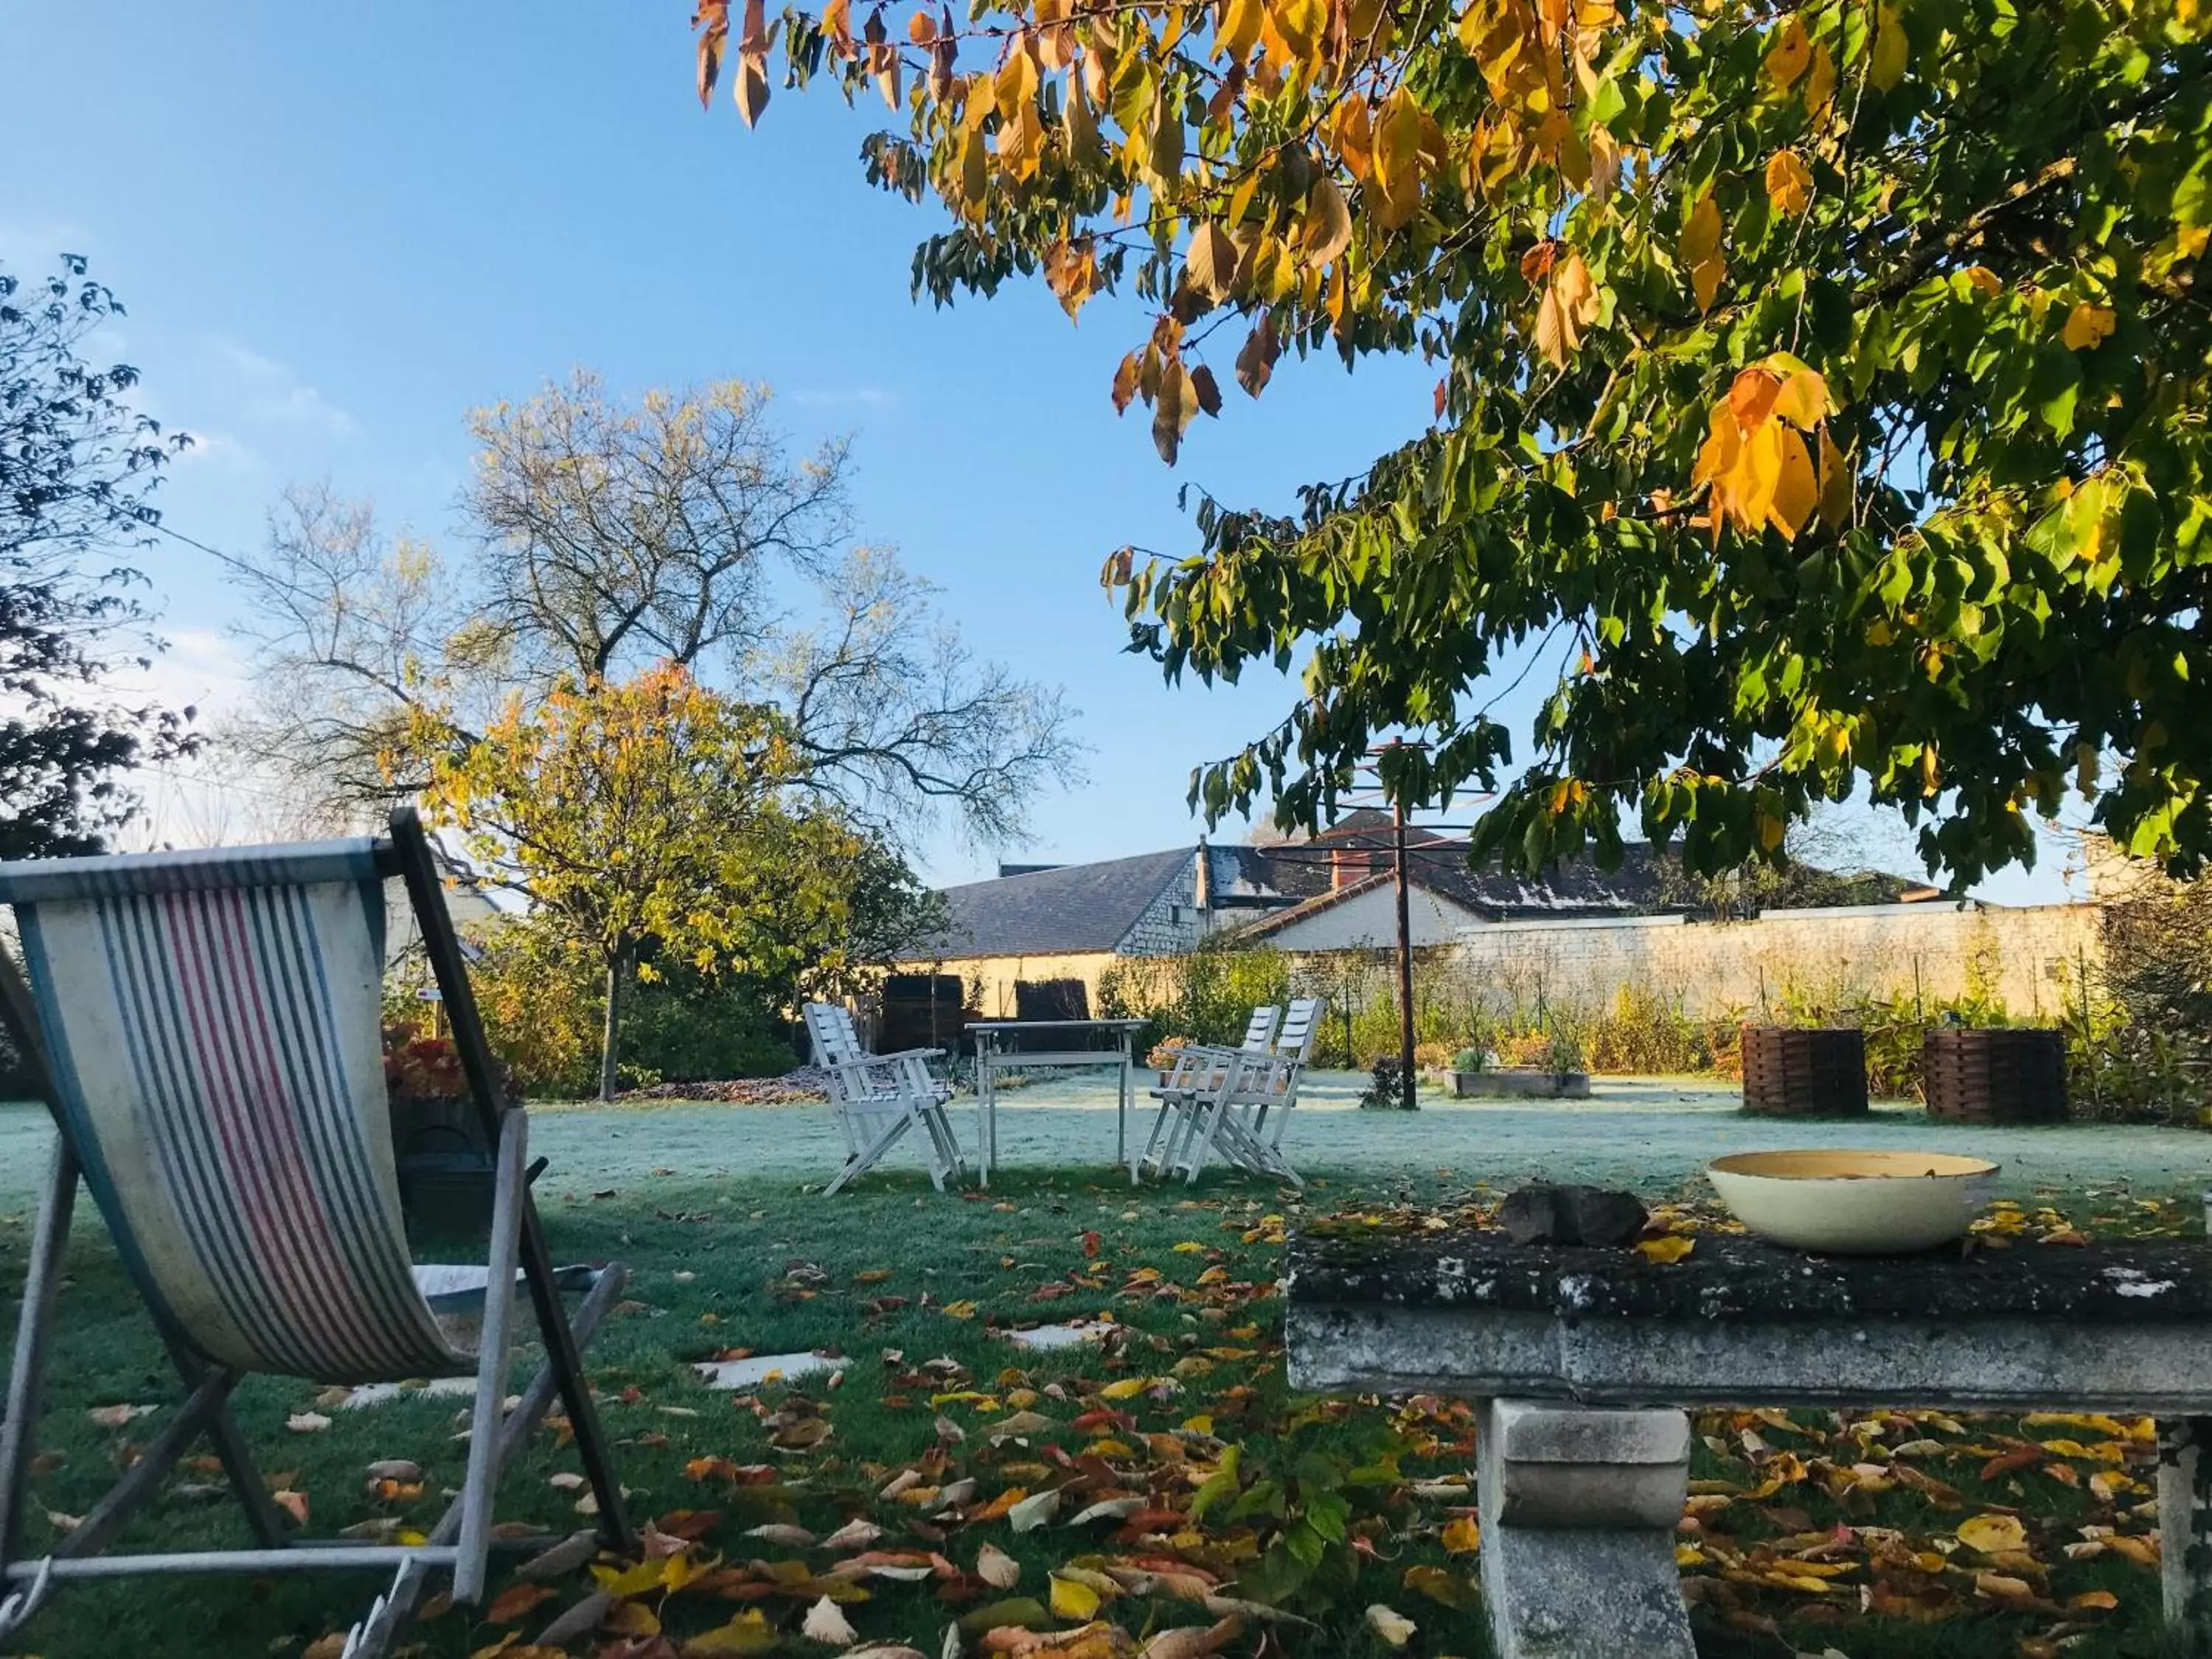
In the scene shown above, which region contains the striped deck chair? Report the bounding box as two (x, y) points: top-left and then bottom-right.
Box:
(1136, 1004), (1279, 1180)
(0, 808), (634, 1657)
(1174, 995), (1325, 1188)
(803, 1002), (965, 1194)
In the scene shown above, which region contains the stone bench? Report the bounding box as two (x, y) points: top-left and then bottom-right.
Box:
(1287, 1229), (2212, 1658)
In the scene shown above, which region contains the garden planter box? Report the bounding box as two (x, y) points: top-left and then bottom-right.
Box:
(1740, 1026), (1868, 1118)
(1923, 1028), (2067, 1123)
(1450, 1068), (1592, 1100)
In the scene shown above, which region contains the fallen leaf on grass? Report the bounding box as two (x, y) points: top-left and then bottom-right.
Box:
(1955, 1512), (2029, 1554)
(87, 1404), (155, 1427)
(286, 1411), (332, 1434)
(485, 1580), (558, 1623)
(804, 1594), (860, 1644)
(1007, 1488), (1061, 1532)
(977, 1542), (1022, 1587)
(1441, 1515), (1481, 1554)
(1401, 1563), (1477, 1609)
(686, 1608), (782, 1654)
(1365, 1603), (1418, 1647)
(1634, 1236), (1696, 1264)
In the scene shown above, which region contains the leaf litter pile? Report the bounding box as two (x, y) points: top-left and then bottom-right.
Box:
(41, 1175), (2201, 1659)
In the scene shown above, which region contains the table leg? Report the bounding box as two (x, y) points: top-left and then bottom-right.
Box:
(1119, 1040), (1135, 1186)
(978, 1046), (993, 1190)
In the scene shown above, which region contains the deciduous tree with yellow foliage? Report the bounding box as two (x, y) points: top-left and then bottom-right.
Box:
(697, 0), (2209, 884)
(412, 663), (863, 1099)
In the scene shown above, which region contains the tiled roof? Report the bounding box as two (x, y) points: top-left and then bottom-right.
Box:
(917, 846), (1196, 959)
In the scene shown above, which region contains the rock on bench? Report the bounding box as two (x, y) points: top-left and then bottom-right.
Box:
(1287, 1230), (2212, 1658)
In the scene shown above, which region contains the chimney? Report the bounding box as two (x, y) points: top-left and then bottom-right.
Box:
(1332, 844), (1354, 891)
(1194, 838), (1211, 913)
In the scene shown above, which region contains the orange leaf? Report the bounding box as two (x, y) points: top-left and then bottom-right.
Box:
(487, 1582), (559, 1623)
(1764, 149), (1813, 216)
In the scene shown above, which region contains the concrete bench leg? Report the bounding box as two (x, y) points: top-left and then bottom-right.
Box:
(2164, 1414), (2212, 1650)
(1476, 1398), (1696, 1659)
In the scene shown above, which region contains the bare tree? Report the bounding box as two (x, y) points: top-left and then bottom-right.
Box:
(220, 375), (1081, 844)
(768, 548), (1080, 844)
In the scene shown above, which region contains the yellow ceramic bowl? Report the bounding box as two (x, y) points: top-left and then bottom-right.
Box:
(1706, 1150), (2000, 1253)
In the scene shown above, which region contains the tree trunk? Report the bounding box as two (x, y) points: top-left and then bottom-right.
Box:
(599, 947), (630, 1103)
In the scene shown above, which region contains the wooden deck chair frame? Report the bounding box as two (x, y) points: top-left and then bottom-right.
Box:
(1174, 996), (1324, 1188)
(1138, 1005), (1279, 1180)
(0, 807), (635, 1656)
(804, 1003), (966, 1195)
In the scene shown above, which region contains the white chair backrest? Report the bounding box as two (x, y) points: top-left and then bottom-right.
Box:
(804, 1002), (866, 1069)
(1239, 1006), (1281, 1054)
(1276, 997), (1325, 1063)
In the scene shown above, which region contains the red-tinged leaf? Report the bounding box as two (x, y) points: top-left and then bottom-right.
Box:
(485, 1580), (558, 1623)
(1191, 365), (1222, 417)
(1111, 352), (1141, 415)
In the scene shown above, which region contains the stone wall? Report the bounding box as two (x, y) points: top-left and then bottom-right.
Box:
(1116, 860), (1204, 956)
(1442, 901), (2104, 1021)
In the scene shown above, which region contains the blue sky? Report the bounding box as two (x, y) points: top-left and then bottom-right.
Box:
(0, 3), (2080, 900)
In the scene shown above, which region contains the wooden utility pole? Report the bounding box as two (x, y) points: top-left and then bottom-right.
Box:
(1393, 787), (1416, 1109)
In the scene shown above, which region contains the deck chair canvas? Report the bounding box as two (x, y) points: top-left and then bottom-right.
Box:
(803, 1003), (966, 1194)
(0, 807), (633, 1657)
(1172, 995), (1326, 1188)
(1137, 1004), (1279, 1180)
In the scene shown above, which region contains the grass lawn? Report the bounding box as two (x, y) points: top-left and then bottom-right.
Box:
(0, 1100), (2202, 1658)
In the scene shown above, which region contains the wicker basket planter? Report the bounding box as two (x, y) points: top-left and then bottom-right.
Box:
(1739, 1026), (1869, 1117)
(1922, 1028), (2067, 1123)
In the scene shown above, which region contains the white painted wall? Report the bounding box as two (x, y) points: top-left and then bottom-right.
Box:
(1261, 883), (1484, 950)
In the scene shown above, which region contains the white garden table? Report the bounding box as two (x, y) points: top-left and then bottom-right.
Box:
(968, 1018), (1148, 1188)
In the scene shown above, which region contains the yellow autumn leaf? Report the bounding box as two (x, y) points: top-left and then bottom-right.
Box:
(1050, 1573), (1102, 1619)
(1301, 173), (1354, 270)
(1962, 264), (2003, 296)
(1534, 249), (1601, 367)
(1186, 222), (1237, 302)
(1765, 16), (1811, 88)
(1441, 1515), (1482, 1554)
(1772, 368), (1829, 428)
(942, 1300), (980, 1320)
(1371, 88), (1426, 230)
(1764, 149), (1814, 216)
(2062, 302), (2116, 351)
(1216, 0), (1265, 60)
(1871, 4), (1907, 91)
(2070, 1589), (2121, 1610)
(1100, 1377), (1152, 1400)
(1635, 1235), (1695, 1263)
(1767, 424), (1818, 537)
(1803, 40), (1836, 114)
(1682, 189), (1725, 311)
(1816, 425), (1851, 529)
(1956, 1512), (2031, 1555)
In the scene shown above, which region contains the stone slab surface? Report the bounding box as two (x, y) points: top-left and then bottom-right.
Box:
(694, 1352), (844, 1390)
(1289, 1230), (2212, 1324)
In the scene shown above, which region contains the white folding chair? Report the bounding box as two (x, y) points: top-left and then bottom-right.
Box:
(804, 1003), (965, 1194)
(1138, 1005), (1279, 1180)
(1176, 995), (1325, 1188)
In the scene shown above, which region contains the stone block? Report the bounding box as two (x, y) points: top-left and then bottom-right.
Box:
(1492, 1398), (1691, 1465)
(1477, 1398), (1696, 1659)
(1481, 1399), (1688, 1530)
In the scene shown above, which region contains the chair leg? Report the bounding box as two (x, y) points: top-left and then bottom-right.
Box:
(1, 1138), (76, 1573)
(347, 1265), (629, 1659)
(826, 1114), (908, 1197)
(157, 1335), (293, 1550)
(52, 1370), (234, 1562)
(453, 1116), (529, 1605)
